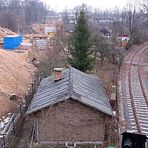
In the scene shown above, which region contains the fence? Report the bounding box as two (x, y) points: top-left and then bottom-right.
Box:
(0, 73), (44, 148)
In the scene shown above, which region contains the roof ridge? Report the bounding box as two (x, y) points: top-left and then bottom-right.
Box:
(68, 67), (73, 97)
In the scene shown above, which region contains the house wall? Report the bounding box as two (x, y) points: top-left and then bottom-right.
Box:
(34, 99), (108, 145)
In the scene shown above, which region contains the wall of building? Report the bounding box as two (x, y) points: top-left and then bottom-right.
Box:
(34, 99), (108, 146)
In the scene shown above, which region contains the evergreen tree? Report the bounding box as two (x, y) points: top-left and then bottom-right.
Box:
(68, 9), (93, 72)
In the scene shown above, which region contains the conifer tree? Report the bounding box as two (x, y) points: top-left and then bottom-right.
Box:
(68, 9), (93, 72)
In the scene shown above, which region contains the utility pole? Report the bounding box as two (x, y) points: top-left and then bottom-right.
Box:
(17, 19), (20, 34)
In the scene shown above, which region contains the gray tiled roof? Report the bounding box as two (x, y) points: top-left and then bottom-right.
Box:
(27, 67), (113, 116)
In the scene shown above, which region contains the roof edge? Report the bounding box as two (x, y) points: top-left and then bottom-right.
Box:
(71, 94), (113, 116)
(27, 93), (71, 115)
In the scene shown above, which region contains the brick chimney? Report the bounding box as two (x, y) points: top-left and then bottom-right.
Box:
(54, 68), (63, 81)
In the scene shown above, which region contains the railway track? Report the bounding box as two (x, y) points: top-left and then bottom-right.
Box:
(120, 44), (148, 135)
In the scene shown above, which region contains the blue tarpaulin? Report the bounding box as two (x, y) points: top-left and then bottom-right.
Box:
(3, 35), (22, 50)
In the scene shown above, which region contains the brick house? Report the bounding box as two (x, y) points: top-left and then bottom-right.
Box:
(27, 67), (113, 148)
(100, 27), (112, 38)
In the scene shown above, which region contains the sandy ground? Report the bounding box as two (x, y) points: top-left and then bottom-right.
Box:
(0, 26), (16, 38)
(0, 49), (35, 117)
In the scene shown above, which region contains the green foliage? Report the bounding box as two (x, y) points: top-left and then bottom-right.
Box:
(68, 9), (93, 72)
(38, 144), (46, 148)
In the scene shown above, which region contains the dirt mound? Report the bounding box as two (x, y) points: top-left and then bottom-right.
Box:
(0, 26), (16, 38)
(31, 23), (56, 34)
(0, 49), (35, 117)
(31, 24), (47, 34)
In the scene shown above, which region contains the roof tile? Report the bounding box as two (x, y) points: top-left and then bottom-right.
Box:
(27, 67), (113, 115)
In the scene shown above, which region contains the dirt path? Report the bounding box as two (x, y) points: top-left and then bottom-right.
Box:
(14, 118), (34, 148)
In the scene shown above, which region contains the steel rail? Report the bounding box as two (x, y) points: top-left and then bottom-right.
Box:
(128, 45), (148, 134)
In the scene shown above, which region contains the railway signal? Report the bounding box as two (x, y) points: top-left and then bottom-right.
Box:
(121, 132), (147, 148)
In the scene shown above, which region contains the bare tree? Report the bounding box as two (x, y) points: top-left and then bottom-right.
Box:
(123, 1), (144, 46)
(0, 0), (49, 33)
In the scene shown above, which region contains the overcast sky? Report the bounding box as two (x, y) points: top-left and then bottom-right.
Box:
(42, 0), (129, 12)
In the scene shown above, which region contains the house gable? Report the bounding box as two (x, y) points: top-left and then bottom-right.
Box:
(35, 99), (107, 144)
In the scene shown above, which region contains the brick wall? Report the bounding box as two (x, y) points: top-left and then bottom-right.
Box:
(35, 99), (107, 144)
